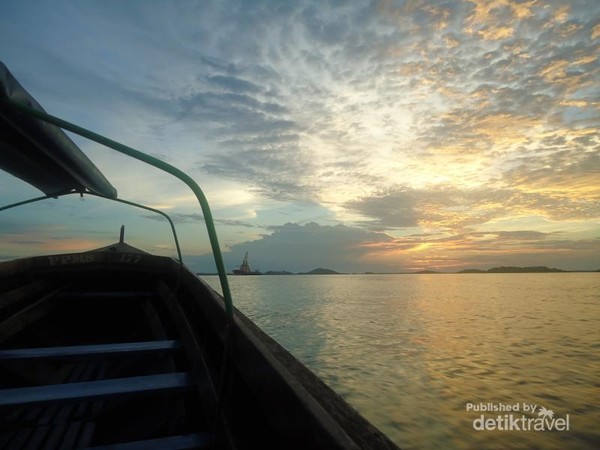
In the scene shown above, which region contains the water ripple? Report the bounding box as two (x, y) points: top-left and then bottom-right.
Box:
(204, 273), (600, 450)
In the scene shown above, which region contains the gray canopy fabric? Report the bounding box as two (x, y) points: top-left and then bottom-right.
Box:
(0, 61), (117, 198)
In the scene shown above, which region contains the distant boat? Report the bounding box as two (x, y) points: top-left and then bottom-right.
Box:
(232, 252), (261, 275)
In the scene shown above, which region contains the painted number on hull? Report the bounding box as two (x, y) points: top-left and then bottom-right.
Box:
(119, 254), (143, 264)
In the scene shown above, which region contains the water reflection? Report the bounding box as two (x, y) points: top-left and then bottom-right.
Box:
(204, 273), (600, 449)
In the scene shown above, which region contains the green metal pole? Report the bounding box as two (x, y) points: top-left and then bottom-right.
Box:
(1, 98), (234, 317)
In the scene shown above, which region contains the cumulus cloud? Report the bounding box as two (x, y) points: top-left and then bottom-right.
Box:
(188, 222), (393, 273)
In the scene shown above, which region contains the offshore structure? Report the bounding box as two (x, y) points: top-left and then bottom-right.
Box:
(232, 252), (261, 275)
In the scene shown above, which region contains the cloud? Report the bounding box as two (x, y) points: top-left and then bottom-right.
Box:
(345, 185), (505, 231)
(8, 0), (596, 205)
(344, 179), (600, 232)
(188, 222), (393, 273)
(356, 227), (600, 271)
(502, 150), (600, 198)
(206, 75), (262, 94)
(1, 0), (599, 272)
(141, 212), (264, 230)
(199, 146), (317, 201)
(464, 0), (539, 40)
(187, 221), (600, 273)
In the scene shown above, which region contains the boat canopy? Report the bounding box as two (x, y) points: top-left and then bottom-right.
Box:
(0, 61), (117, 198)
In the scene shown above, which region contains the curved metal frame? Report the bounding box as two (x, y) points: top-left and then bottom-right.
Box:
(0, 190), (183, 264)
(0, 98), (233, 317)
(0, 191), (183, 264)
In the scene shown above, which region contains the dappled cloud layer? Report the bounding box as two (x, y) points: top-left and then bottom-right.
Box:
(0, 0), (598, 271)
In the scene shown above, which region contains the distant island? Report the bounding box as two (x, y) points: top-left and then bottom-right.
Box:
(409, 266), (575, 274)
(300, 268), (340, 275)
(409, 266), (600, 274)
(203, 267), (343, 276)
(458, 266), (566, 273)
(263, 270), (294, 275)
(195, 265), (597, 277)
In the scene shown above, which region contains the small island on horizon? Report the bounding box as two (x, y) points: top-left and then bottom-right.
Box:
(458, 266), (565, 273)
(300, 268), (340, 275)
(216, 252), (599, 276)
(231, 267), (341, 275)
(413, 266), (597, 274)
(195, 265), (598, 276)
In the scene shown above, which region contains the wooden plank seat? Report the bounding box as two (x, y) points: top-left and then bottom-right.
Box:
(84, 432), (212, 450)
(0, 372), (193, 408)
(1, 360), (108, 449)
(0, 340), (181, 361)
(57, 291), (157, 300)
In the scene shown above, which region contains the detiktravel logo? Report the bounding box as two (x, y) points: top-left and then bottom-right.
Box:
(466, 402), (570, 432)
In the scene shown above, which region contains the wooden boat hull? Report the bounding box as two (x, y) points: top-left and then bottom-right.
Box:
(0, 246), (399, 449)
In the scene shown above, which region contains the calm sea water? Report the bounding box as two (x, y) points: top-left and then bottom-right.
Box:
(203, 273), (600, 449)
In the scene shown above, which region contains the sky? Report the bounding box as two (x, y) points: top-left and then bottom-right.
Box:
(0, 0), (599, 273)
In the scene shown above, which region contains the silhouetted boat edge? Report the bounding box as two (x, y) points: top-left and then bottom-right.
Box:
(0, 60), (400, 449)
